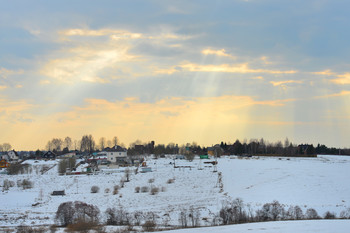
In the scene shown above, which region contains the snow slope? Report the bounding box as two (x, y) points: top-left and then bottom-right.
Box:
(158, 220), (350, 233)
(0, 155), (350, 228)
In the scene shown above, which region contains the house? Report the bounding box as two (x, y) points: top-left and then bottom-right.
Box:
(102, 145), (128, 164)
(42, 151), (57, 159)
(61, 152), (76, 158)
(7, 150), (19, 161)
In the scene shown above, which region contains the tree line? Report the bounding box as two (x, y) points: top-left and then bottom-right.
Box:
(2, 135), (349, 156)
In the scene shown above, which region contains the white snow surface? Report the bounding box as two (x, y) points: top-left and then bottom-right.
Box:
(159, 220), (350, 233)
(0, 155), (350, 229)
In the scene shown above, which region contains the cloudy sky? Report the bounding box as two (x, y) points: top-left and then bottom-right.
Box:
(1, 0), (350, 150)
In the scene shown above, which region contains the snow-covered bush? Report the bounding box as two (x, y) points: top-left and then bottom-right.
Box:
(135, 186), (140, 193)
(324, 211), (336, 219)
(305, 208), (320, 219)
(142, 220), (156, 231)
(7, 163), (30, 175)
(21, 179), (33, 189)
(340, 208), (350, 219)
(141, 186), (149, 193)
(55, 201), (100, 227)
(150, 187), (159, 195)
(113, 185), (119, 195)
(2, 179), (14, 191)
(167, 179), (174, 184)
(91, 185), (100, 193)
(287, 205), (303, 220)
(105, 207), (130, 226)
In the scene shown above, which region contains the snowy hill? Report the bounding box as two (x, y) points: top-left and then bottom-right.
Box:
(0, 154), (350, 231)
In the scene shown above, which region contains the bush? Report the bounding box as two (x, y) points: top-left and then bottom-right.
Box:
(91, 186), (100, 193)
(55, 201), (100, 227)
(22, 179), (33, 189)
(66, 220), (97, 232)
(167, 179), (175, 184)
(220, 198), (249, 224)
(141, 186), (149, 193)
(142, 220), (156, 231)
(113, 185), (119, 195)
(340, 208), (350, 219)
(2, 179), (15, 191)
(257, 200), (284, 221)
(324, 211), (336, 219)
(105, 188), (110, 194)
(105, 207), (130, 226)
(150, 187), (159, 195)
(16, 226), (47, 233)
(305, 208), (320, 219)
(135, 186), (140, 193)
(148, 178), (155, 183)
(7, 163), (30, 175)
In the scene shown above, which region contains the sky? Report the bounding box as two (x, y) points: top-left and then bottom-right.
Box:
(1, 0), (350, 150)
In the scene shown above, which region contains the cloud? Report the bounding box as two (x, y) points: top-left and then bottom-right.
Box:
(315, 90), (350, 99)
(312, 69), (350, 85)
(0, 67), (23, 79)
(330, 73), (350, 85)
(179, 63), (297, 74)
(201, 48), (235, 58)
(252, 76), (264, 80)
(42, 27), (194, 83)
(270, 80), (303, 86)
(0, 85), (7, 90)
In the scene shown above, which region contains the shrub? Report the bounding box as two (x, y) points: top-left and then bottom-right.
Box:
(105, 188), (110, 194)
(113, 185), (119, 195)
(141, 186), (149, 193)
(324, 211), (336, 219)
(148, 178), (154, 183)
(161, 186), (166, 192)
(16, 226), (47, 233)
(2, 179), (14, 191)
(258, 200), (284, 221)
(340, 208), (350, 219)
(105, 207), (130, 226)
(22, 179), (33, 190)
(135, 186), (140, 193)
(7, 163), (30, 175)
(167, 179), (174, 184)
(142, 220), (156, 231)
(66, 220), (97, 232)
(91, 186), (100, 193)
(55, 201), (100, 227)
(305, 208), (320, 219)
(150, 187), (159, 195)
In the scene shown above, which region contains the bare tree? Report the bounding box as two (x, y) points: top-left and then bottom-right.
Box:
(99, 137), (106, 150)
(80, 135), (95, 153)
(2, 143), (12, 152)
(106, 140), (113, 148)
(64, 137), (72, 150)
(113, 136), (118, 146)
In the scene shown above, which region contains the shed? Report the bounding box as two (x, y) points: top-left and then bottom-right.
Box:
(51, 190), (65, 196)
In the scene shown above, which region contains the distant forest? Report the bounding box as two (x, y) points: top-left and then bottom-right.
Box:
(1, 136), (349, 157)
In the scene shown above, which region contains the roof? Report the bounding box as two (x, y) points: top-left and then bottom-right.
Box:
(103, 145), (127, 152)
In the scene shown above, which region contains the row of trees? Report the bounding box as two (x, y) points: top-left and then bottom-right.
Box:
(43, 135), (349, 156)
(45, 135), (120, 154)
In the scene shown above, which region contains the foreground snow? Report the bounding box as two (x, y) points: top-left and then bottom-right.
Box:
(159, 220), (350, 233)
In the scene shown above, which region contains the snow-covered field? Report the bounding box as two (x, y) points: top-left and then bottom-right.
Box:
(159, 220), (350, 233)
(0, 154), (350, 231)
